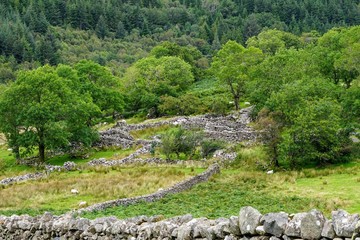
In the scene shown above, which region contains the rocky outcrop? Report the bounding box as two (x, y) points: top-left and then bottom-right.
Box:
(1, 207), (359, 240)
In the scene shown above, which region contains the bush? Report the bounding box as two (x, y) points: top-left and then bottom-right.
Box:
(158, 94), (205, 116)
(200, 140), (224, 158)
(160, 127), (203, 160)
(208, 96), (229, 116)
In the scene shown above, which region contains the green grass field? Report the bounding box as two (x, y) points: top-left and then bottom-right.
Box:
(0, 124), (359, 219)
(1, 150), (359, 218)
(82, 164), (360, 220)
(0, 166), (199, 216)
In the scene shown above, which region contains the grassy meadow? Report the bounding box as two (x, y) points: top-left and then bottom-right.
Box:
(82, 160), (360, 220)
(0, 125), (359, 219)
(0, 166), (200, 216)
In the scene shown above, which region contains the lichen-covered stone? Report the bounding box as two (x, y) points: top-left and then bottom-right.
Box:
(239, 206), (262, 235)
(332, 210), (360, 238)
(300, 209), (326, 240)
(285, 213), (306, 237)
(321, 220), (336, 239)
(261, 212), (289, 237)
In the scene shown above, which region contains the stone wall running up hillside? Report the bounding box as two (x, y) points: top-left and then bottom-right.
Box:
(1, 206), (359, 240)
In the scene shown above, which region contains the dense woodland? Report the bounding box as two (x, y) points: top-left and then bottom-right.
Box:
(1, 0), (359, 67)
(0, 0), (359, 168)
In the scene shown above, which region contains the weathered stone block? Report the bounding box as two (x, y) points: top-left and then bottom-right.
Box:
(239, 206), (262, 235)
(300, 210), (326, 240)
(261, 212), (289, 237)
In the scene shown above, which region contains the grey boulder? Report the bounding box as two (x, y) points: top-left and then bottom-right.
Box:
(285, 213), (306, 237)
(321, 220), (336, 239)
(239, 206), (262, 235)
(261, 212), (289, 237)
(332, 210), (360, 238)
(300, 209), (326, 240)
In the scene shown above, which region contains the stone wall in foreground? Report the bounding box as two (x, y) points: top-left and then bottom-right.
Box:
(1, 206), (359, 240)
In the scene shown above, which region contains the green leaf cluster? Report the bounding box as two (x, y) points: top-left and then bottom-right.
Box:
(0, 61), (124, 162)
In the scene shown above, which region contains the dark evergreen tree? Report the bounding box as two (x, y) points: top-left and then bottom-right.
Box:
(95, 15), (109, 39)
(115, 21), (127, 39)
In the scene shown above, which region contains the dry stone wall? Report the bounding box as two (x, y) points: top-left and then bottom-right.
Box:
(0, 162), (77, 186)
(76, 163), (220, 214)
(1, 207), (359, 240)
(96, 107), (257, 148)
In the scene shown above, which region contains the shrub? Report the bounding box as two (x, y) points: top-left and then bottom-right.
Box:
(160, 127), (203, 160)
(200, 140), (224, 158)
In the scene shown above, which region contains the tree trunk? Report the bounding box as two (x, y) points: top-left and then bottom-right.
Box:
(38, 128), (45, 163)
(39, 142), (45, 163)
(234, 96), (240, 110)
(273, 146), (279, 167)
(13, 145), (20, 160)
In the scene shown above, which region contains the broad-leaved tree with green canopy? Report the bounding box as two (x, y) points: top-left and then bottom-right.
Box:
(210, 40), (263, 110)
(0, 65), (100, 163)
(75, 60), (124, 119)
(123, 56), (194, 116)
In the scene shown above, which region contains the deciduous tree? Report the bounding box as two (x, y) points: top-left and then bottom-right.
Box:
(210, 40), (263, 110)
(0, 65), (100, 163)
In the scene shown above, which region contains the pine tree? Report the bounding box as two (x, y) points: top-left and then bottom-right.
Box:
(115, 21), (127, 38)
(95, 15), (109, 39)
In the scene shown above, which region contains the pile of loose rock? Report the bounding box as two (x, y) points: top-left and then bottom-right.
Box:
(1, 206), (359, 240)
